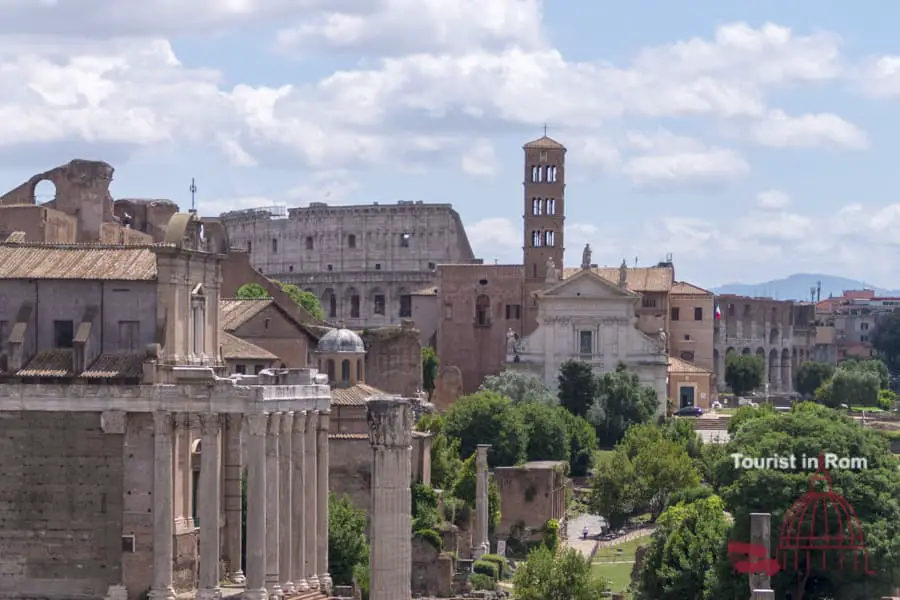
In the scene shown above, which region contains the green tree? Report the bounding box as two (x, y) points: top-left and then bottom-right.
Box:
(443, 391), (528, 466)
(815, 367), (879, 408)
(451, 454), (501, 533)
(709, 402), (900, 599)
(557, 360), (595, 417)
(840, 357), (890, 389)
(872, 310), (900, 373)
(587, 364), (658, 447)
(589, 453), (641, 531)
(279, 282), (325, 320)
(724, 352), (765, 395)
(422, 346), (439, 398)
(328, 493), (369, 586)
(561, 411), (598, 477)
(512, 545), (608, 600)
(415, 413), (462, 490)
(411, 483), (441, 531)
(517, 402), (570, 462)
(235, 282), (268, 299)
(635, 495), (730, 600)
(480, 369), (558, 406)
(795, 361), (835, 397)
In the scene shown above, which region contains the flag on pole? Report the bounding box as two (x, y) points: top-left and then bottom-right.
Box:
(714, 304), (721, 321)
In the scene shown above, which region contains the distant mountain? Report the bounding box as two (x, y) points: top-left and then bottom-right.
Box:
(712, 273), (900, 302)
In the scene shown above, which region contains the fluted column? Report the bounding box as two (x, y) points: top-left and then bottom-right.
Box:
(474, 444), (491, 558)
(367, 397), (413, 600)
(223, 415), (245, 584)
(245, 414), (268, 600)
(265, 413), (283, 598)
(149, 411), (176, 600)
(183, 414), (195, 528)
(173, 416), (186, 531)
(196, 413), (222, 600)
(304, 411), (319, 590)
(317, 410), (332, 592)
(292, 411), (309, 592)
(279, 412), (295, 594)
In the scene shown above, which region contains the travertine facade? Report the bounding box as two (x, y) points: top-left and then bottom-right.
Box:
(0, 213), (332, 600)
(367, 397), (413, 600)
(714, 295), (817, 393)
(219, 202), (477, 329)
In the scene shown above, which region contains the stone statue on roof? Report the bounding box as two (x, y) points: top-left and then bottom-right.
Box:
(581, 244), (592, 270)
(618, 259), (628, 288)
(545, 256), (559, 283)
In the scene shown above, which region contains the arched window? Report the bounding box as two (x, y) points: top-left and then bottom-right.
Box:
(532, 230), (542, 247)
(356, 359), (362, 382)
(546, 199), (556, 215)
(476, 294), (491, 326)
(341, 359), (351, 383)
(545, 165), (552, 182)
(544, 230), (555, 247)
(326, 359), (335, 383)
(531, 166), (538, 182)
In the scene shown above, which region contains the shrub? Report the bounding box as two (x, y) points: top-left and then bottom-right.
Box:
(411, 483), (441, 531)
(472, 559), (499, 580)
(413, 528), (443, 551)
(352, 562), (370, 600)
(878, 389), (896, 411)
(469, 572), (495, 590)
(480, 553), (509, 579)
(542, 518), (560, 551)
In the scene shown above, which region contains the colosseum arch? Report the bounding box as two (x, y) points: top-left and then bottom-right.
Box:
(320, 288), (337, 319)
(781, 348), (791, 388)
(768, 349), (779, 385)
(369, 286), (387, 317)
(344, 286), (361, 319)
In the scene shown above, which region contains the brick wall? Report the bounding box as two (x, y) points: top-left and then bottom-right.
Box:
(0, 411), (124, 599)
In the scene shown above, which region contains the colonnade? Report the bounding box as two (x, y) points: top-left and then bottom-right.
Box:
(148, 409), (332, 600)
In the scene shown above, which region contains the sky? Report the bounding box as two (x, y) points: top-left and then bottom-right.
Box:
(1, 0), (900, 289)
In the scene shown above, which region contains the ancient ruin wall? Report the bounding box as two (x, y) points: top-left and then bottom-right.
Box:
(361, 323), (423, 398)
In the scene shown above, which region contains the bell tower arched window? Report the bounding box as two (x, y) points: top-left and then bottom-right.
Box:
(475, 294), (491, 326)
(531, 231), (542, 247)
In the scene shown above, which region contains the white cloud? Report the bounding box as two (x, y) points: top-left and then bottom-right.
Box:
(623, 149), (749, 191)
(460, 139), (499, 177)
(466, 217), (521, 263)
(855, 55), (900, 99)
(748, 110), (869, 149)
(286, 170), (362, 205)
(756, 189), (791, 209)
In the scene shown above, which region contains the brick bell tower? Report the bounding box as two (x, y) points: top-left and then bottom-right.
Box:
(522, 132), (566, 335)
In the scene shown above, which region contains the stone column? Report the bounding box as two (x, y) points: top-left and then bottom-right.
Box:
(279, 412), (295, 594)
(265, 413), (283, 598)
(149, 411), (176, 600)
(474, 444), (491, 558)
(292, 411), (309, 592)
(223, 415), (245, 584)
(183, 414), (195, 528)
(173, 416), (186, 531)
(749, 513), (772, 593)
(245, 414), (268, 600)
(784, 359), (793, 393)
(317, 410), (332, 592)
(196, 414), (222, 600)
(304, 411), (319, 590)
(367, 397), (413, 600)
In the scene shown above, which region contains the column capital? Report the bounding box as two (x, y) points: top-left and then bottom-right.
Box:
(246, 413), (268, 437)
(268, 412), (282, 436)
(366, 397), (412, 449)
(281, 411), (294, 434)
(225, 413), (244, 430)
(199, 412), (220, 434)
(292, 410), (308, 432)
(153, 411), (173, 437)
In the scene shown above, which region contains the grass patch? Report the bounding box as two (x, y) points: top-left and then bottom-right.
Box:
(591, 532), (653, 598)
(592, 561), (634, 596)
(592, 534), (651, 563)
(850, 405), (885, 413)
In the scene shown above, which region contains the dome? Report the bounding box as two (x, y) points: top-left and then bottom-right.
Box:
(317, 327), (365, 354)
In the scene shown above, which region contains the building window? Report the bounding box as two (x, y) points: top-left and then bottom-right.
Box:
(327, 265), (333, 271)
(117, 321), (140, 351)
(684, 334), (691, 340)
(264, 318), (270, 329)
(399, 295), (412, 318)
(546, 199), (556, 215)
(357, 359), (362, 381)
(305, 236), (314, 250)
(532, 198), (543, 215)
(861, 322), (870, 330)
(444, 303), (453, 320)
(505, 304), (521, 320)
(400, 233), (411, 247)
(235, 364), (246, 374)
(579, 330), (592, 355)
(326, 359), (335, 382)
(341, 359), (351, 383)
(531, 230), (542, 247)
(543, 230), (555, 247)
(475, 294), (491, 326)
(288, 265), (293, 272)
(53, 320), (74, 349)
(247, 241), (252, 253)
(862, 335), (870, 342)
(350, 295), (360, 318)
(375, 264), (381, 270)
(641, 296), (656, 308)
(374, 295), (386, 315)
(670, 307), (680, 321)
(328, 295), (337, 318)
(271, 238), (278, 253)
(348, 234), (356, 248)
(694, 307), (703, 321)
(254, 364), (264, 375)
(428, 262), (436, 270)
(191, 287), (206, 357)
(728, 303), (735, 316)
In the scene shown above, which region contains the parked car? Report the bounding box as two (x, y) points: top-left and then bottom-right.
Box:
(674, 406), (703, 417)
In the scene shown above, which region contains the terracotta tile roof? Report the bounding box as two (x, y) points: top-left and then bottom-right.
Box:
(220, 332), (278, 361)
(17, 349), (74, 377)
(0, 244), (157, 280)
(523, 135), (566, 150)
(81, 352), (145, 379)
(668, 356), (712, 374)
(411, 287), (438, 296)
(331, 382), (386, 406)
(562, 266), (674, 292)
(671, 281), (712, 296)
(219, 298), (274, 331)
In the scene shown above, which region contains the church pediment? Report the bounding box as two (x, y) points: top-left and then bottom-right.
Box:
(539, 268), (637, 300)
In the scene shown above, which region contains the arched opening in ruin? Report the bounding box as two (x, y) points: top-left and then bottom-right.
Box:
(33, 179), (57, 205)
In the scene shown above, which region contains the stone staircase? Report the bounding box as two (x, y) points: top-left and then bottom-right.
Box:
(692, 416), (731, 431)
